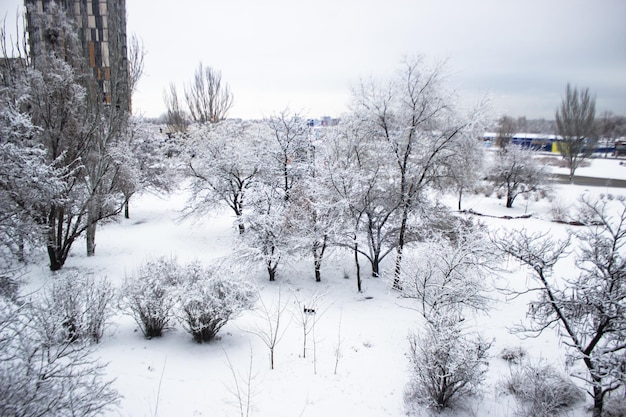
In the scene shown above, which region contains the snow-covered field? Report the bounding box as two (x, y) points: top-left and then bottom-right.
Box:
(21, 157), (626, 417)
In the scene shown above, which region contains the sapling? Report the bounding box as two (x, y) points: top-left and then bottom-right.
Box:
(247, 287), (290, 370)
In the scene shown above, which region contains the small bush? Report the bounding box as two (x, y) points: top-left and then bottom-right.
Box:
(177, 262), (256, 343)
(0, 275), (19, 301)
(405, 316), (491, 413)
(500, 346), (527, 364)
(44, 271), (116, 343)
(505, 360), (583, 417)
(121, 257), (181, 338)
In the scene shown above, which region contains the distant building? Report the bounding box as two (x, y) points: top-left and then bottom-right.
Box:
(24, 0), (129, 110)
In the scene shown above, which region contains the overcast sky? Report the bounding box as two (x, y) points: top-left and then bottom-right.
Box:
(2, 0), (625, 120)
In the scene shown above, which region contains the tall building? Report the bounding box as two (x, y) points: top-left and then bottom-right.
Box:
(24, 0), (128, 110)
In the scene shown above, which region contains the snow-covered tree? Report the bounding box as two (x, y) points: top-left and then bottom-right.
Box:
(351, 57), (487, 287)
(264, 109), (310, 201)
(17, 4), (135, 265)
(0, 36), (65, 269)
(488, 145), (550, 208)
(240, 182), (290, 281)
(322, 117), (401, 279)
(399, 223), (493, 321)
(184, 119), (263, 233)
(493, 195), (626, 417)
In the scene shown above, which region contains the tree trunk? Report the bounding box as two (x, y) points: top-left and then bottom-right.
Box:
(371, 254), (380, 278)
(354, 240), (362, 293)
(506, 193), (514, 208)
(124, 199), (130, 219)
(393, 204), (410, 289)
(47, 245), (63, 271)
(47, 206), (65, 271)
(592, 385), (603, 417)
(86, 205), (97, 256)
(86, 222), (96, 256)
(312, 236), (327, 282)
(458, 187), (463, 211)
(267, 261), (277, 281)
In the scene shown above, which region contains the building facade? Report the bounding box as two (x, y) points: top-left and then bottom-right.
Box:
(24, 0), (128, 110)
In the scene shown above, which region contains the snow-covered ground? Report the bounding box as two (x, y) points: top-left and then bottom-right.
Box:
(549, 155), (626, 180)
(21, 158), (626, 417)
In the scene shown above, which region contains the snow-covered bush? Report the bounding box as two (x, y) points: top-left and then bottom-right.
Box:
(177, 262), (256, 343)
(405, 316), (491, 412)
(121, 257), (181, 338)
(504, 360), (583, 417)
(499, 346), (527, 364)
(43, 271), (116, 343)
(0, 296), (119, 416)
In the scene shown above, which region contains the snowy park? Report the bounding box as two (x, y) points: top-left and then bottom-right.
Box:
(3, 154), (621, 417)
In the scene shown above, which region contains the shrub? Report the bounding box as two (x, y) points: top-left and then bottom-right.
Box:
(0, 296), (119, 417)
(44, 271), (116, 343)
(121, 257), (181, 338)
(405, 316), (491, 413)
(504, 360), (583, 417)
(177, 262), (256, 343)
(500, 346), (527, 364)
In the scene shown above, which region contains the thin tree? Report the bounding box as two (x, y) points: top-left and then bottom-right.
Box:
(495, 115), (517, 149)
(555, 83), (597, 181)
(247, 288), (290, 370)
(163, 82), (188, 133)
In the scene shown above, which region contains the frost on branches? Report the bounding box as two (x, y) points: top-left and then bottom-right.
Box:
(405, 315), (491, 412)
(494, 194), (626, 417)
(176, 261), (256, 343)
(121, 256), (182, 338)
(0, 291), (119, 417)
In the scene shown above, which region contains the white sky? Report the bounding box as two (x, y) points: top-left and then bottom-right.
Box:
(2, 0), (625, 120)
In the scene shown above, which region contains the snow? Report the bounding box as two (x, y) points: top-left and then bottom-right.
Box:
(550, 155), (626, 180)
(19, 159), (626, 417)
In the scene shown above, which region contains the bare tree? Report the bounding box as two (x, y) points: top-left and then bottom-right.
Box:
(184, 62), (233, 124)
(127, 34), (145, 97)
(163, 82), (188, 133)
(555, 83), (597, 181)
(493, 195), (626, 417)
(247, 288), (290, 370)
(495, 115), (517, 149)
